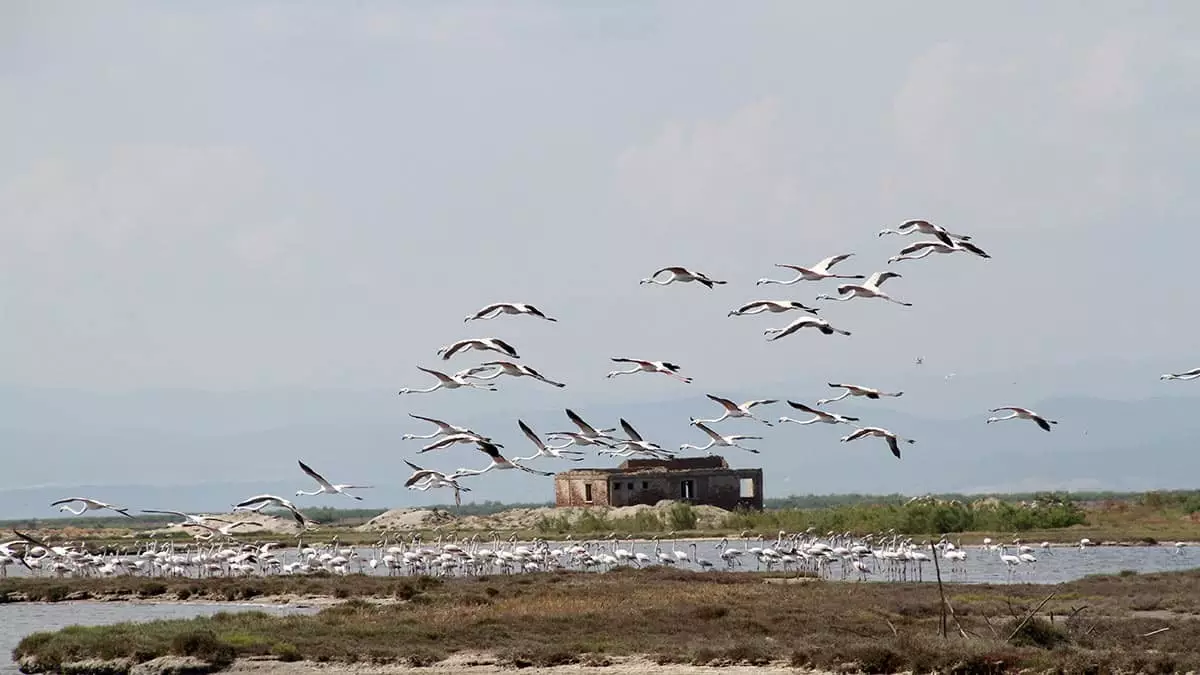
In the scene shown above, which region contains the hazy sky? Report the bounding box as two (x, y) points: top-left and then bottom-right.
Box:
(3, 1), (1200, 402)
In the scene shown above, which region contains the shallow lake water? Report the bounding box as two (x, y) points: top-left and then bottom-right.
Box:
(3, 540), (1197, 585)
(2, 543), (1196, 671)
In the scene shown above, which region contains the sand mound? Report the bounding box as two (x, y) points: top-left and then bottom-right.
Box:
(143, 511), (300, 536)
(356, 500), (730, 533)
(357, 508), (460, 532)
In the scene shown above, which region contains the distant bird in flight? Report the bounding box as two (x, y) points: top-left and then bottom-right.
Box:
(1161, 368), (1200, 381)
(546, 409), (618, 448)
(728, 300), (819, 317)
(693, 394), (777, 426)
(398, 366), (497, 394)
(764, 316), (851, 341)
(402, 413), (477, 441)
(986, 406), (1058, 432)
(402, 460), (472, 506)
(418, 432), (500, 454)
(817, 382), (904, 406)
(778, 401), (860, 426)
(50, 497), (134, 519)
(681, 420), (762, 454)
(640, 266), (727, 288)
(877, 219), (970, 246)
(452, 440), (556, 478)
(232, 494), (318, 533)
(139, 509), (231, 529)
(436, 337), (520, 360)
(458, 360), (567, 388)
(816, 271), (911, 306)
(606, 357), (692, 383)
(294, 460), (373, 500)
(464, 302), (557, 323)
(606, 418), (673, 459)
(756, 254), (864, 285)
(840, 426), (913, 459)
(887, 239), (990, 264)
(511, 420), (585, 463)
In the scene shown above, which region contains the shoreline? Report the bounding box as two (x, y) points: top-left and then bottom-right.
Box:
(229, 653), (835, 674)
(16, 654), (836, 675)
(13, 568), (1200, 674)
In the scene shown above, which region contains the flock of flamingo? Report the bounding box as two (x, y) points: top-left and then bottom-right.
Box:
(8, 218), (1196, 581)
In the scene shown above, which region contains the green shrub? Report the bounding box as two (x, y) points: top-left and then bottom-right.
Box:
(169, 629), (235, 666)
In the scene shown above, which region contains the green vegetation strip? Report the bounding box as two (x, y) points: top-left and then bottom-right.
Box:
(8, 490), (1200, 547)
(13, 569), (1200, 673)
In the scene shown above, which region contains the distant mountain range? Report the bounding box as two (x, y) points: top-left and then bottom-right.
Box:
(2, 374), (1199, 519)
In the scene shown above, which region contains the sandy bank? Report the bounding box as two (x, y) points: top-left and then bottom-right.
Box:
(356, 500), (732, 533)
(224, 654), (830, 674)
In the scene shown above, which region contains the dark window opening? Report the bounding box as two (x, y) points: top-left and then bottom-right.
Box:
(680, 479), (695, 500)
(642, 481), (649, 489)
(584, 483), (593, 503)
(628, 482), (634, 490)
(613, 482), (621, 490)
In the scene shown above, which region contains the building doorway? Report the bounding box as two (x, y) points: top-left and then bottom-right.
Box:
(740, 478), (755, 498)
(680, 479), (695, 500)
(584, 483), (593, 503)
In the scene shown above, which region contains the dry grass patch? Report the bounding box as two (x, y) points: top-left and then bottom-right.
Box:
(14, 567), (1200, 673)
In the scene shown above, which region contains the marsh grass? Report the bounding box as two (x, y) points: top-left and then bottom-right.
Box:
(533, 502), (700, 535)
(0, 574), (440, 604)
(14, 568), (1200, 673)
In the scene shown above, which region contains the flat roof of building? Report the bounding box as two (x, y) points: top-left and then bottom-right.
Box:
(555, 455), (763, 478)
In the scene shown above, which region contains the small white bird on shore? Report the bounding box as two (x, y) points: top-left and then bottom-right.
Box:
(756, 254), (864, 285)
(986, 406), (1058, 432)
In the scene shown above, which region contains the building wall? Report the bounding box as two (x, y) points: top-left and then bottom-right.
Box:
(556, 468), (764, 510)
(554, 473), (613, 507)
(608, 476), (670, 507)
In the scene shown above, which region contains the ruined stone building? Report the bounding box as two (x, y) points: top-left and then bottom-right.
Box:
(553, 456), (763, 510)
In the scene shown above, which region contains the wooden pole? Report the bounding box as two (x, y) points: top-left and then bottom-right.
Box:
(931, 540), (947, 638)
